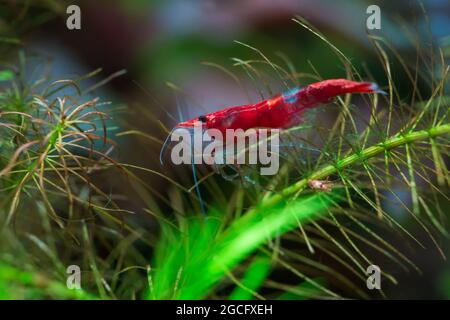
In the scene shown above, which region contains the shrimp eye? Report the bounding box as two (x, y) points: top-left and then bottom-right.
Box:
(198, 115), (207, 123)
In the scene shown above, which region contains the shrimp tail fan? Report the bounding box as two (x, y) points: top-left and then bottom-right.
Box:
(326, 78), (387, 95)
(346, 80), (387, 95)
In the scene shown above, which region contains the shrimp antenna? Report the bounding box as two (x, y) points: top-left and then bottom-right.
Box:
(190, 135), (206, 217)
(191, 161), (207, 217)
(160, 91), (187, 165)
(174, 92), (185, 122)
(159, 127), (175, 165)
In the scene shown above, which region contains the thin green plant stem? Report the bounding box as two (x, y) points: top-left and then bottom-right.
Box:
(254, 124), (450, 215)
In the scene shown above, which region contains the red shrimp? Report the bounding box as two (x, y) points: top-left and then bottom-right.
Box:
(174, 79), (384, 136)
(160, 78), (384, 215)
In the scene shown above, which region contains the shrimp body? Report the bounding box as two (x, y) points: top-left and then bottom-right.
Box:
(162, 79), (383, 214)
(176, 79), (383, 136)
